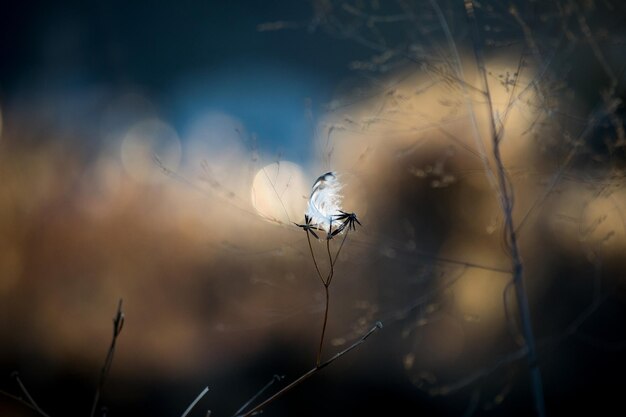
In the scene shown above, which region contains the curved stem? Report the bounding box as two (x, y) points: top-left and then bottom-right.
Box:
(465, 2), (545, 416)
(325, 238), (334, 285)
(306, 230), (325, 285)
(333, 230), (349, 267)
(316, 285), (330, 367)
(232, 376), (283, 417)
(90, 299), (124, 417)
(181, 387), (209, 417)
(0, 388), (50, 417)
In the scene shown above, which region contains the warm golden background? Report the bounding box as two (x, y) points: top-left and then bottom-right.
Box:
(1, 1), (625, 416)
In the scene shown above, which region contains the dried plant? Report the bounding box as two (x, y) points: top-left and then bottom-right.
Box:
(231, 172), (379, 417)
(296, 171), (363, 365)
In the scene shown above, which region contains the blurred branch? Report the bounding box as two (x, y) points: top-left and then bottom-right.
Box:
(153, 154), (258, 220)
(429, 346), (528, 396)
(0, 388), (47, 417)
(427, 0), (499, 194)
(0, 372), (51, 417)
(515, 104), (606, 235)
(235, 322), (383, 417)
(90, 299), (125, 417)
(461, 388), (481, 417)
(430, 277), (618, 396)
(1, 301), (124, 417)
(13, 372), (50, 417)
(231, 375), (284, 417)
(181, 386), (209, 417)
(464, 1), (546, 415)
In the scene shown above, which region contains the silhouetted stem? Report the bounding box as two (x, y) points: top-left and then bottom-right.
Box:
(465, 2), (546, 416)
(0, 373), (51, 417)
(181, 387), (209, 417)
(329, 230), (349, 285)
(232, 375), (283, 417)
(13, 373), (47, 416)
(325, 238), (334, 285)
(90, 299), (124, 417)
(316, 284), (330, 367)
(306, 230), (325, 285)
(237, 322), (382, 417)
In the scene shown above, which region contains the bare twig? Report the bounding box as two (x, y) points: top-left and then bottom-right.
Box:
(181, 386), (209, 417)
(232, 375), (283, 417)
(430, 276), (616, 396)
(305, 230), (326, 285)
(317, 284), (331, 367)
(0, 388), (50, 417)
(2, 302), (124, 417)
(303, 222), (353, 367)
(236, 322), (383, 417)
(315, 237), (337, 365)
(12, 372), (49, 417)
(427, 0), (499, 193)
(330, 228), (350, 276)
(464, 2), (546, 416)
(0, 373), (51, 417)
(325, 237), (334, 285)
(515, 103), (606, 235)
(90, 299), (125, 417)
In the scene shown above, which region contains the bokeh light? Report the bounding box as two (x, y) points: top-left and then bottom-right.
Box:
(251, 161), (308, 225)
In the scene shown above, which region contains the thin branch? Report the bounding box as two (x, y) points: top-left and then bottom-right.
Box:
(316, 285), (330, 367)
(431, 277), (616, 396)
(0, 388), (50, 417)
(232, 375), (283, 417)
(305, 230), (326, 285)
(12, 372), (48, 416)
(515, 104), (606, 235)
(0, 374), (51, 417)
(325, 237), (334, 286)
(427, 0), (499, 194)
(331, 229), (350, 272)
(90, 299), (125, 417)
(316, 235), (338, 366)
(181, 386), (209, 417)
(153, 155), (258, 220)
(465, 2), (546, 416)
(349, 231), (511, 274)
(236, 322), (383, 417)
(431, 347), (528, 397)
(461, 388), (481, 417)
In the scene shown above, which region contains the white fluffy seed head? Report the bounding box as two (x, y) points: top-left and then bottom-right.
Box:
(306, 171), (343, 232)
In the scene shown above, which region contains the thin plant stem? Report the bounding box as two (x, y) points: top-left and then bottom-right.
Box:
(325, 238), (334, 285)
(427, 0), (498, 192)
(306, 230), (325, 285)
(232, 375), (283, 417)
(0, 388), (51, 417)
(465, 2), (546, 416)
(316, 284), (330, 367)
(316, 232), (346, 365)
(13, 373), (46, 415)
(181, 386), (209, 417)
(302, 214), (356, 386)
(0, 373), (52, 417)
(90, 299), (125, 417)
(330, 230), (350, 279)
(237, 322), (383, 417)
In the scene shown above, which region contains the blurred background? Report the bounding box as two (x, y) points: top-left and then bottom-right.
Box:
(1, 1), (625, 416)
